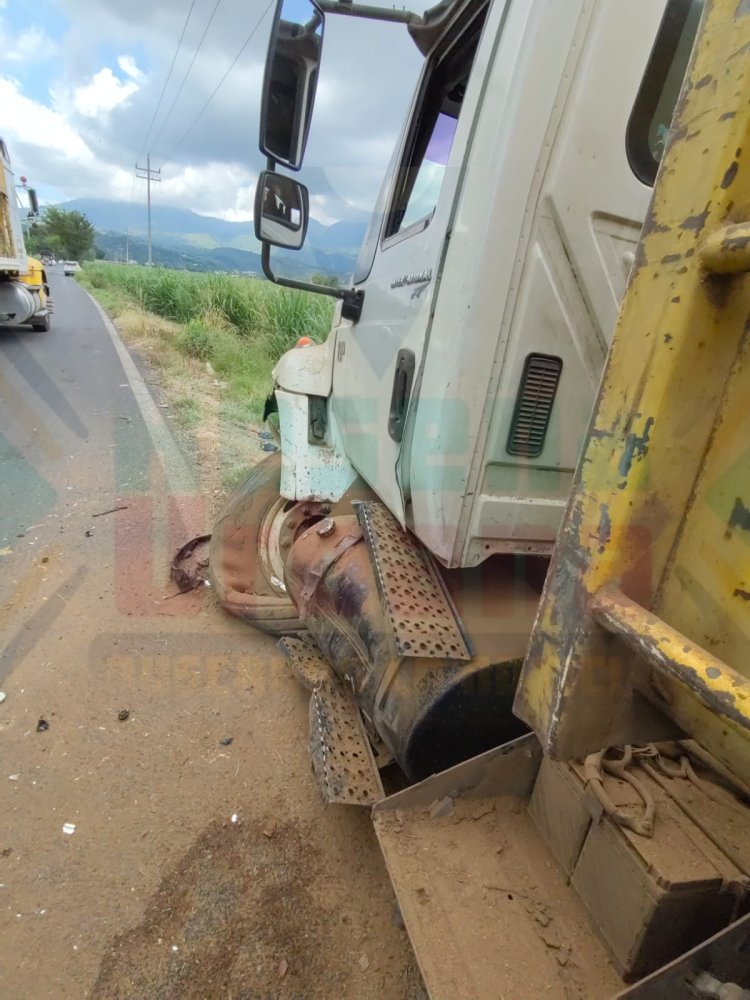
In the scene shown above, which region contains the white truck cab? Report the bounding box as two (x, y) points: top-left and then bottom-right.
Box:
(257, 0), (702, 567)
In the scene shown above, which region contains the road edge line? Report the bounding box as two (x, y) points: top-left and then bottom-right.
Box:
(83, 288), (196, 495)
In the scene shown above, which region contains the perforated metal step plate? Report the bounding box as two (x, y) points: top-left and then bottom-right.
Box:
(309, 674), (383, 807)
(278, 633), (332, 691)
(354, 501), (472, 661)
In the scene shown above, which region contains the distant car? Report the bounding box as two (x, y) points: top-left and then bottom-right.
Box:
(63, 261), (81, 276)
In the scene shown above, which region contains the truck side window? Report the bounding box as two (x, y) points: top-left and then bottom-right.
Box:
(384, 16), (483, 241)
(627, 0), (704, 186)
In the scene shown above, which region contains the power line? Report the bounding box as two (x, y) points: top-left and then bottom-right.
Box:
(149, 0), (224, 158)
(137, 0), (199, 162)
(161, 0), (274, 169)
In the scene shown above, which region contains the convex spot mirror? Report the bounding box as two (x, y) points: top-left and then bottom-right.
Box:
(260, 0), (324, 170)
(254, 171), (309, 249)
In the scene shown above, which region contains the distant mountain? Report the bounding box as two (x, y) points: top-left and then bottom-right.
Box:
(60, 198), (368, 278)
(94, 229), (336, 279)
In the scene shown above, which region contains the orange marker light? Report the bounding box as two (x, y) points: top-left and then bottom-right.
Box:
(296, 336), (313, 347)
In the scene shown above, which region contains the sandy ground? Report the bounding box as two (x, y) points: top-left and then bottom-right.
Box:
(0, 273), (421, 999)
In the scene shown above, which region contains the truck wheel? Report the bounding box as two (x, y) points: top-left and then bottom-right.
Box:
(31, 314), (51, 332)
(208, 452), (304, 635)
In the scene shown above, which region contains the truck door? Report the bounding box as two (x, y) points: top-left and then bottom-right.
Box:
(331, 0), (492, 522)
(456, 0), (706, 565)
(405, 0), (703, 566)
(539, 0), (704, 348)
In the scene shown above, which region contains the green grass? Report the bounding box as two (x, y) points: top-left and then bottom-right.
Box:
(78, 263), (334, 423)
(80, 263), (332, 350)
(172, 396), (202, 428)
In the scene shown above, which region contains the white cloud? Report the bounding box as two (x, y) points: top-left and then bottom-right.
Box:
(309, 194), (340, 227)
(1, 77), (92, 162)
(73, 68), (139, 119)
(0, 22), (55, 62)
(2, 0), (433, 228)
(162, 162), (257, 220)
(117, 55), (143, 81)
(1, 74), (259, 217)
(0, 76), (133, 199)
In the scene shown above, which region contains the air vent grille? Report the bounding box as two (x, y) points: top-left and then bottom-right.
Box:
(506, 354), (563, 458)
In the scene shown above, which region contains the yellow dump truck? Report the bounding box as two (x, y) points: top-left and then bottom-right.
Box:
(0, 138), (52, 332)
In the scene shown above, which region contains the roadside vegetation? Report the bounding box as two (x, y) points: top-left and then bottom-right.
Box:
(27, 206), (96, 261)
(78, 263), (334, 497)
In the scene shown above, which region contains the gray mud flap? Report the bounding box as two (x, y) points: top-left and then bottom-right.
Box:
(279, 634), (383, 806)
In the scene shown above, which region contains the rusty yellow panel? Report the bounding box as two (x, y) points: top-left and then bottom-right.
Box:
(0, 157), (14, 261)
(515, 0), (750, 784)
(654, 337), (750, 777)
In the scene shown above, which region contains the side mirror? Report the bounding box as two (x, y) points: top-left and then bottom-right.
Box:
(259, 0), (324, 170)
(27, 188), (39, 217)
(254, 170), (309, 249)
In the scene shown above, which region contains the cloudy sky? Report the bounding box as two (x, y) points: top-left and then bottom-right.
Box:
(1, 0), (427, 224)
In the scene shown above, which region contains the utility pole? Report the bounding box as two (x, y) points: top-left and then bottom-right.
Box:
(135, 155), (160, 266)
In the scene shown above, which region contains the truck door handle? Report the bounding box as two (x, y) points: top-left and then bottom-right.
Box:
(388, 349), (415, 442)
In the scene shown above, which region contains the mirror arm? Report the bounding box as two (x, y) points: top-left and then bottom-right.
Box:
(316, 1), (419, 24)
(260, 242), (364, 322)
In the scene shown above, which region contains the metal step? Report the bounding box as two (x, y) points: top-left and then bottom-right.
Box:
(309, 673), (384, 807)
(354, 500), (472, 661)
(279, 632), (383, 806)
(278, 633), (332, 691)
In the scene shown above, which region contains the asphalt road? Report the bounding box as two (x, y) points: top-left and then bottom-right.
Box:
(0, 270), (417, 999)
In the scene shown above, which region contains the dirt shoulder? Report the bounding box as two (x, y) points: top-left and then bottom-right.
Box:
(106, 305), (271, 516)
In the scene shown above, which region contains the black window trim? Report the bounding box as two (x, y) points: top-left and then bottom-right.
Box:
(626, 0), (701, 187)
(380, 0), (488, 249)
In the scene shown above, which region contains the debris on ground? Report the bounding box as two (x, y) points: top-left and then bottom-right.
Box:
(85, 529), (93, 538)
(92, 505), (129, 518)
(62, 823), (76, 836)
(219, 737), (233, 746)
(278, 959), (289, 979)
(117, 710), (130, 722)
(36, 718), (49, 733)
(170, 534), (211, 593)
(0, 692), (6, 704)
(359, 954), (370, 972)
